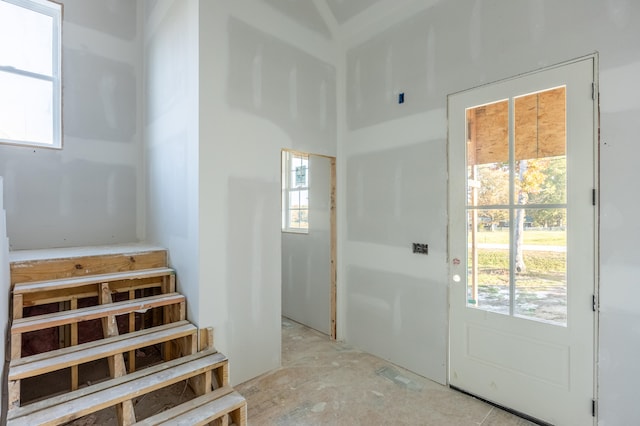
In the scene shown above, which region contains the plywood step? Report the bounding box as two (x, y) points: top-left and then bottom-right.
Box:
(10, 245), (168, 286)
(13, 267), (175, 296)
(6, 348), (228, 426)
(132, 386), (247, 426)
(9, 320), (197, 381)
(12, 292), (185, 335)
(11, 292), (186, 360)
(8, 320), (197, 410)
(12, 267), (176, 318)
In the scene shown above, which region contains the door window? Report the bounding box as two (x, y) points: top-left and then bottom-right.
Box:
(466, 87), (567, 325)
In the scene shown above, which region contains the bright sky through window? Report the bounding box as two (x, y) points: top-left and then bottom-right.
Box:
(0, 0), (61, 148)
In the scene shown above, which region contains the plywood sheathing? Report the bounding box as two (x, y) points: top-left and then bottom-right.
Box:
(467, 87), (566, 166)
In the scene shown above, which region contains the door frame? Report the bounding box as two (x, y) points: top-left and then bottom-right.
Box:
(281, 149), (337, 339)
(446, 53), (600, 421)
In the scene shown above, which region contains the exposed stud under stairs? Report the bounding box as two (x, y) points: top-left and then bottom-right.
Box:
(5, 245), (247, 426)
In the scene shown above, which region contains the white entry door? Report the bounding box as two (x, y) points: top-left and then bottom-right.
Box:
(448, 57), (597, 425)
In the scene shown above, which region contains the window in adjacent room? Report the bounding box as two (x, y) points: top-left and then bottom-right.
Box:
(282, 150), (309, 233)
(0, 0), (62, 148)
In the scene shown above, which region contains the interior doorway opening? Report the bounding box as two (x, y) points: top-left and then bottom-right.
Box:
(281, 149), (337, 339)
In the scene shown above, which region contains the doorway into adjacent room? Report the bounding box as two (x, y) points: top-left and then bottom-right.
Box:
(281, 149), (337, 339)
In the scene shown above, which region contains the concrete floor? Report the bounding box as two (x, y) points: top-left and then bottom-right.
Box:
(235, 318), (536, 426)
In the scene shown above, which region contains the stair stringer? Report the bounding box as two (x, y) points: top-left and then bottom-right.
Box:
(1, 176), (11, 425)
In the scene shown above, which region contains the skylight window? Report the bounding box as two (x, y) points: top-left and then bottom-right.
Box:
(0, 0), (62, 148)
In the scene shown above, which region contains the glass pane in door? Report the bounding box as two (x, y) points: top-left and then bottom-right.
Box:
(466, 88), (568, 324)
(513, 87), (567, 325)
(467, 209), (510, 314)
(514, 208), (567, 324)
(466, 100), (509, 313)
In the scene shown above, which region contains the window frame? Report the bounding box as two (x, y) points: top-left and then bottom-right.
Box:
(0, 0), (62, 149)
(282, 150), (310, 234)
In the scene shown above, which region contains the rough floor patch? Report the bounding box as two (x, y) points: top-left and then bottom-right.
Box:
(278, 401), (314, 424)
(311, 402), (327, 413)
(376, 366), (424, 391)
(236, 318), (536, 425)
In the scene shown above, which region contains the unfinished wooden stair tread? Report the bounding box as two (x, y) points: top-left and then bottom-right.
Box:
(6, 245), (247, 425)
(132, 386), (247, 426)
(6, 348), (227, 425)
(9, 320), (196, 381)
(9, 246), (168, 286)
(12, 267), (175, 295)
(12, 292), (184, 334)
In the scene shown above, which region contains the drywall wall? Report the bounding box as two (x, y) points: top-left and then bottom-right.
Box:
(226, 17), (337, 155)
(282, 155), (332, 335)
(340, 4), (452, 386)
(63, 0), (137, 41)
(144, 0), (201, 323)
(198, 1), (337, 384)
(143, 0), (337, 385)
(343, 136), (448, 383)
(598, 56), (640, 424)
(338, 0), (640, 423)
(0, 0), (143, 250)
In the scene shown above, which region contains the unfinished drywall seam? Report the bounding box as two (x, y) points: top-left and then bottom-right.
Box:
(136, 0), (147, 243)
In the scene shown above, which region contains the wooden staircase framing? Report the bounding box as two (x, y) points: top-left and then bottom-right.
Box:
(4, 246), (247, 426)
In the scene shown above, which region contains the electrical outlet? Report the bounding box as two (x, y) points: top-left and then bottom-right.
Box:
(412, 243), (428, 255)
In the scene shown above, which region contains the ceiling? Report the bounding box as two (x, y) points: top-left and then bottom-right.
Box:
(262, 0), (384, 38)
(263, 0), (333, 37)
(324, 0), (383, 25)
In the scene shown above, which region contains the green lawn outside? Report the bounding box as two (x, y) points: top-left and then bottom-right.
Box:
(475, 250), (565, 272)
(473, 250), (566, 287)
(471, 230), (566, 246)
